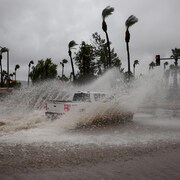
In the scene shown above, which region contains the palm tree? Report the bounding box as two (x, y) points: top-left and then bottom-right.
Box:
(68, 40), (78, 81)
(133, 60), (139, 76)
(28, 60), (34, 86)
(60, 59), (68, 77)
(14, 64), (20, 81)
(170, 48), (180, 89)
(171, 48), (180, 60)
(60, 62), (64, 77)
(125, 15), (138, 75)
(149, 61), (156, 71)
(164, 61), (169, 71)
(102, 6), (114, 68)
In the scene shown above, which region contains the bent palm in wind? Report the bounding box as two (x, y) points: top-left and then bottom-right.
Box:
(133, 59), (139, 76)
(60, 59), (68, 77)
(102, 6), (114, 68)
(164, 61), (169, 71)
(68, 40), (78, 81)
(125, 15), (138, 75)
(15, 64), (20, 81)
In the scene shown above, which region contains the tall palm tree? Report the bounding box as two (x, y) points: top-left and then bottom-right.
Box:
(15, 64), (20, 81)
(133, 60), (139, 76)
(68, 40), (78, 81)
(60, 62), (64, 77)
(164, 61), (169, 71)
(60, 59), (68, 77)
(28, 60), (34, 86)
(102, 6), (114, 68)
(125, 15), (138, 75)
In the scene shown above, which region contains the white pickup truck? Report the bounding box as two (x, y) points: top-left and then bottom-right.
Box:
(45, 91), (107, 119)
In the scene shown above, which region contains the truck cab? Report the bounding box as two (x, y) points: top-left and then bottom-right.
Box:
(45, 91), (107, 119)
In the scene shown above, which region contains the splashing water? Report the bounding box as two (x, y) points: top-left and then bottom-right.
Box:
(0, 69), (167, 131)
(0, 68), (180, 147)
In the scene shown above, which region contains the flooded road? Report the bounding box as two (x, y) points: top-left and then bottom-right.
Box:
(0, 78), (180, 179)
(0, 108), (180, 180)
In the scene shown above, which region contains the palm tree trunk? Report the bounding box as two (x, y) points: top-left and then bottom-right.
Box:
(28, 67), (30, 86)
(62, 66), (64, 77)
(126, 42), (131, 74)
(105, 31), (111, 68)
(69, 50), (76, 81)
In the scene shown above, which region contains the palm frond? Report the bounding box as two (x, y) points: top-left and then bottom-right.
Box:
(134, 60), (139, 65)
(102, 6), (114, 19)
(15, 64), (20, 71)
(28, 60), (34, 67)
(125, 15), (138, 28)
(68, 40), (78, 49)
(171, 48), (180, 58)
(0, 47), (8, 53)
(62, 59), (68, 64)
(30, 60), (34, 64)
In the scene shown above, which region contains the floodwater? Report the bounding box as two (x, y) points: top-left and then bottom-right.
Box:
(0, 109), (180, 180)
(0, 71), (180, 180)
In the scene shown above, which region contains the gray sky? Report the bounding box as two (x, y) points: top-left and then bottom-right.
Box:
(0, 0), (180, 81)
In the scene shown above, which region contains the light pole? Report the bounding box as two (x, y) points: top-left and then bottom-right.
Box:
(0, 46), (9, 89)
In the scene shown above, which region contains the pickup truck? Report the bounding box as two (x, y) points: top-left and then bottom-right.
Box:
(45, 91), (107, 119)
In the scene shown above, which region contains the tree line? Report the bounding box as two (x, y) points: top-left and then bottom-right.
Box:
(28, 6), (139, 85)
(0, 6), (139, 87)
(28, 31), (134, 85)
(1, 5), (180, 87)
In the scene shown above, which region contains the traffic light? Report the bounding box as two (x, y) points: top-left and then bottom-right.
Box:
(155, 55), (160, 66)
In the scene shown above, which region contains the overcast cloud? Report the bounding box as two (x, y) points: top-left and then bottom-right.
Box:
(0, 0), (180, 81)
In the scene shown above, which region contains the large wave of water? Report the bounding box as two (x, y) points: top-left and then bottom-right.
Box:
(0, 68), (176, 141)
(0, 70), (167, 132)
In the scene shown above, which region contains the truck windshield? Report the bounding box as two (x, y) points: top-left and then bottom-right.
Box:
(73, 93), (91, 102)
